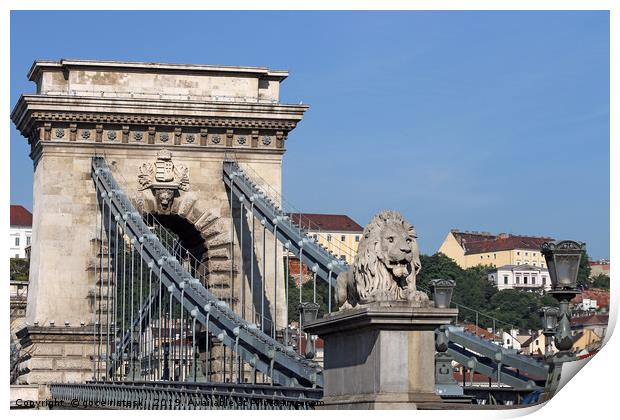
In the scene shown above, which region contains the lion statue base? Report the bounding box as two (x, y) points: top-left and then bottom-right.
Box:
(335, 210), (431, 309)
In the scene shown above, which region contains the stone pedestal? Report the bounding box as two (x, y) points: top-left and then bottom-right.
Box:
(16, 326), (101, 384)
(304, 303), (457, 409)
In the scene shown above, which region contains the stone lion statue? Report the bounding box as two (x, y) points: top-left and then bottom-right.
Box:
(335, 210), (430, 308)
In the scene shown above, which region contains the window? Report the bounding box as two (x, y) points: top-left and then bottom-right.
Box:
(15, 237), (20, 246)
(312, 234), (317, 239)
(326, 234), (332, 242)
(506, 339), (511, 345)
(535, 339), (539, 345)
(524, 276), (528, 284)
(525, 252), (529, 256)
(516, 276), (520, 284)
(480, 255), (483, 259)
(355, 235), (360, 242)
(504, 276), (508, 285)
(516, 261), (521, 265)
(26, 236), (31, 245)
(532, 275), (537, 283)
(533, 252), (537, 257)
(341, 235), (346, 242)
(517, 251), (520, 256)
(494, 253), (497, 259)
(340, 255), (346, 261)
(542, 277), (547, 285)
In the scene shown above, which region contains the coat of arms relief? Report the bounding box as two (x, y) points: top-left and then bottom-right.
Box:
(138, 149), (190, 213)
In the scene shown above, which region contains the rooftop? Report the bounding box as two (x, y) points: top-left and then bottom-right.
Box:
(450, 230), (553, 255)
(10, 205), (32, 227)
(571, 314), (609, 328)
(27, 59), (289, 82)
(288, 213), (364, 233)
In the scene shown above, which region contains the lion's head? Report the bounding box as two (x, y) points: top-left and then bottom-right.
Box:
(353, 210), (422, 304)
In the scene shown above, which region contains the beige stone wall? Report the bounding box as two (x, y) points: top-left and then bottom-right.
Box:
(27, 144), (286, 329)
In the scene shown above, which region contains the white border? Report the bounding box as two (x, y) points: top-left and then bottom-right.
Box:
(2, 2), (615, 419)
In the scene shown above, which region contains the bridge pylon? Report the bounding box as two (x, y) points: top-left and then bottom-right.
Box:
(11, 59), (308, 385)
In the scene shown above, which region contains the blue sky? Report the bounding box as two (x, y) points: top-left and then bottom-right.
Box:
(10, 11), (610, 258)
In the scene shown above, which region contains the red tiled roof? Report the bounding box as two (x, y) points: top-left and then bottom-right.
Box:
(288, 213), (363, 233)
(570, 314), (609, 327)
(573, 289), (610, 308)
(461, 235), (553, 254)
(10, 205), (32, 227)
(462, 323), (502, 341)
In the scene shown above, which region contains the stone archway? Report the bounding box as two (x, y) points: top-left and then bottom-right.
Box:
(133, 186), (235, 304)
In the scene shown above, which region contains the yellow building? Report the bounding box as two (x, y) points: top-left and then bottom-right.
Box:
(438, 230), (553, 269)
(288, 213), (363, 264)
(572, 329), (602, 355)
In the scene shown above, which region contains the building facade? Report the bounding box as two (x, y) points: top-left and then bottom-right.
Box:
(487, 264), (551, 292)
(288, 213), (363, 264)
(10, 205), (33, 259)
(438, 230), (553, 269)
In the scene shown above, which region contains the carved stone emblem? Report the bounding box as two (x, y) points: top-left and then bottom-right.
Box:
(55, 128), (65, 138)
(137, 149), (189, 213)
(107, 131), (117, 141)
(82, 129), (91, 139)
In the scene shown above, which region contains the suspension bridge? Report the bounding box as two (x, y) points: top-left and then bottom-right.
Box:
(11, 59), (559, 409)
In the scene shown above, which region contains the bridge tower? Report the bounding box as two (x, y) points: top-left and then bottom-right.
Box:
(11, 59), (307, 384)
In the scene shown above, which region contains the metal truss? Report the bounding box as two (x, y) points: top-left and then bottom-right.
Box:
(91, 156), (323, 388)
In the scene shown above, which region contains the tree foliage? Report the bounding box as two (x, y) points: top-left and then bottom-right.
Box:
(417, 252), (563, 330)
(576, 251), (592, 289)
(10, 258), (29, 282)
(590, 274), (610, 290)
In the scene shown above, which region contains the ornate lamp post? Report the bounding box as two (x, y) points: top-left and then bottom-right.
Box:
(429, 279), (456, 309)
(539, 306), (559, 356)
(298, 302), (320, 359)
(540, 240), (585, 398)
(541, 240), (584, 355)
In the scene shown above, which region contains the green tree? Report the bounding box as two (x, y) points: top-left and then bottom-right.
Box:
(576, 251), (592, 288)
(10, 258), (29, 282)
(487, 289), (542, 330)
(417, 252), (465, 292)
(590, 274), (610, 290)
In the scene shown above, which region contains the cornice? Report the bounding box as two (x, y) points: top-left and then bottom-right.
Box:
(11, 94), (308, 137)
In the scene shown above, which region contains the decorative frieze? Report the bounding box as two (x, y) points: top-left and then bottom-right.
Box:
(69, 124), (77, 141)
(28, 111), (299, 131)
(148, 127), (156, 144)
(226, 129), (234, 147)
(95, 125), (103, 143)
(122, 126), (129, 143)
(174, 128), (182, 145)
(32, 122), (286, 150)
